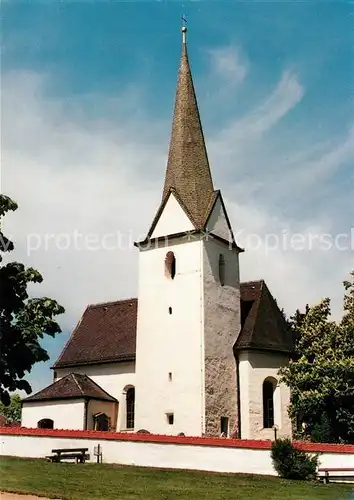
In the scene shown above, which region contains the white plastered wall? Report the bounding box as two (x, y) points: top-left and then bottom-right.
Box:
(151, 193), (195, 238)
(1, 433), (352, 477)
(21, 400), (84, 430)
(54, 363), (135, 431)
(135, 236), (205, 436)
(205, 195), (233, 244)
(238, 350), (292, 439)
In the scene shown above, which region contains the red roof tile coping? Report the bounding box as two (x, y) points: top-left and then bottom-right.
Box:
(0, 427), (353, 454)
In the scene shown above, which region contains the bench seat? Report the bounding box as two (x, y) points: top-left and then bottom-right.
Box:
(46, 448), (89, 463)
(318, 467), (354, 484)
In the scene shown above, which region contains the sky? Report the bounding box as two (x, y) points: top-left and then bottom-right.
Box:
(2, 0), (353, 395)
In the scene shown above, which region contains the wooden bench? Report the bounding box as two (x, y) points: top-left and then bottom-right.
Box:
(46, 447), (89, 463)
(318, 467), (354, 484)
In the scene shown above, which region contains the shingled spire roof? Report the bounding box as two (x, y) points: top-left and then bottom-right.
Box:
(162, 26), (214, 227)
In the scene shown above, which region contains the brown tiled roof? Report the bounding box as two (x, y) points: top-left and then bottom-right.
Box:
(235, 280), (294, 353)
(162, 35), (214, 229)
(52, 282), (292, 370)
(22, 373), (117, 403)
(53, 299), (137, 368)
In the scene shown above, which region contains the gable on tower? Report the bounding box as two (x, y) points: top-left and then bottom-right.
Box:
(149, 189), (196, 239)
(205, 190), (237, 246)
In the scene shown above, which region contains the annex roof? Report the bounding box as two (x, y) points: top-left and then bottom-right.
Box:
(22, 372), (117, 403)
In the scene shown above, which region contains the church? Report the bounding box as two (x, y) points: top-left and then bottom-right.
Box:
(21, 27), (294, 440)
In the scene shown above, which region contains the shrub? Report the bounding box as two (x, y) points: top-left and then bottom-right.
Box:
(271, 438), (319, 480)
(310, 413), (335, 443)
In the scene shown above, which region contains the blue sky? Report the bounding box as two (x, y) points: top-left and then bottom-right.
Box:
(2, 1), (353, 394)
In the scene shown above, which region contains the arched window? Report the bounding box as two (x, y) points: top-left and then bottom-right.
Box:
(219, 254), (225, 286)
(126, 387), (135, 429)
(263, 379), (275, 428)
(165, 251), (176, 279)
(37, 418), (54, 429)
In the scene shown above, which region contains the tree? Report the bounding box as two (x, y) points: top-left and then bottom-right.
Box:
(0, 194), (65, 405)
(289, 306), (310, 329)
(288, 305), (310, 361)
(279, 270), (354, 443)
(0, 393), (22, 423)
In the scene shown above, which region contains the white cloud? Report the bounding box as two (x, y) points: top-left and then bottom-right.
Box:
(289, 126), (354, 185)
(2, 70), (164, 332)
(214, 70), (304, 150)
(207, 45), (248, 85)
(2, 65), (352, 392)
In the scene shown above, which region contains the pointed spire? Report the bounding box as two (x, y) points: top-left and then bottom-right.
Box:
(163, 25), (214, 227)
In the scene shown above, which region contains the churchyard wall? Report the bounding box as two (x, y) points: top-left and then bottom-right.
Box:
(1, 427), (353, 478)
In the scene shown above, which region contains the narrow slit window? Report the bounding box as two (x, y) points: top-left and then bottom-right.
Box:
(220, 417), (229, 436)
(126, 387), (135, 429)
(219, 254), (225, 286)
(167, 413), (174, 425)
(169, 307), (172, 314)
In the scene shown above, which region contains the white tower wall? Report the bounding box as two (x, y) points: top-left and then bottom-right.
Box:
(134, 237), (206, 436)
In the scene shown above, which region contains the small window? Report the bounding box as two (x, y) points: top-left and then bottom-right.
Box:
(93, 412), (110, 431)
(220, 417), (229, 436)
(168, 307), (172, 314)
(166, 413), (174, 425)
(38, 418), (54, 429)
(218, 254), (225, 286)
(168, 372), (172, 381)
(165, 251), (176, 279)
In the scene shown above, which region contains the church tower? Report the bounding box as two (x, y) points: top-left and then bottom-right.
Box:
(134, 26), (243, 437)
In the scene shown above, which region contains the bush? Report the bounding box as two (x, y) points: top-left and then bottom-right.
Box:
(310, 414), (335, 443)
(271, 438), (319, 480)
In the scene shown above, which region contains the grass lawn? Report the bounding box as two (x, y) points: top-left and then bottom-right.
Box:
(0, 456), (352, 500)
